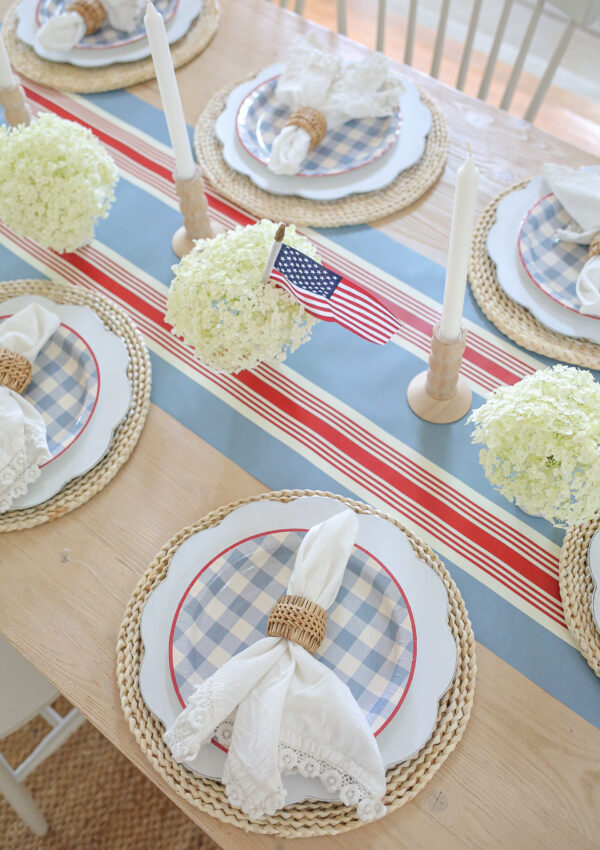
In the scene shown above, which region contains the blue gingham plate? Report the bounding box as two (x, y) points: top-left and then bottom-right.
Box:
(0, 320), (100, 466)
(236, 75), (401, 178)
(17, 0), (202, 67)
(0, 295), (131, 510)
(518, 193), (595, 318)
(140, 495), (457, 804)
(170, 529), (416, 736)
(35, 0), (179, 49)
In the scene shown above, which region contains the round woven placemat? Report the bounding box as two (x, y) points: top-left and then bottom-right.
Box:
(559, 512), (600, 678)
(469, 181), (600, 369)
(194, 79), (448, 227)
(2, 0), (219, 93)
(0, 279), (151, 531)
(117, 489), (476, 837)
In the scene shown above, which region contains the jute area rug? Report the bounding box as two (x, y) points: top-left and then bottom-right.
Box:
(0, 699), (219, 850)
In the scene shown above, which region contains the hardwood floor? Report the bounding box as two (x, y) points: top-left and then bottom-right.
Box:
(301, 0), (600, 156)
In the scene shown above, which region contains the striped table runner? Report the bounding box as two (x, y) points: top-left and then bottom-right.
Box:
(1, 78), (598, 727)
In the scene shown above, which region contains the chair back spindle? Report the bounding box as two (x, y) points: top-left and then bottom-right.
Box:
(276, 0), (600, 123)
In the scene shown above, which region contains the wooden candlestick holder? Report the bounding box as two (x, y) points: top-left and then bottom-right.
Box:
(0, 85), (31, 127)
(407, 322), (472, 424)
(172, 166), (213, 258)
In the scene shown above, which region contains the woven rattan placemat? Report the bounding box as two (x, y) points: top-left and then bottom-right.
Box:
(0, 279), (151, 531)
(194, 79), (448, 227)
(469, 182), (600, 369)
(559, 513), (600, 678)
(117, 489), (476, 837)
(3, 0), (219, 93)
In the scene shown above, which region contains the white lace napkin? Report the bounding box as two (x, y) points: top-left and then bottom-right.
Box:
(0, 303), (60, 513)
(542, 164), (600, 315)
(37, 0), (145, 52)
(164, 509), (387, 821)
(268, 34), (404, 175)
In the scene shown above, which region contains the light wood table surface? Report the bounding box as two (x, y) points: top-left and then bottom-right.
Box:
(1, 2), (599, 848)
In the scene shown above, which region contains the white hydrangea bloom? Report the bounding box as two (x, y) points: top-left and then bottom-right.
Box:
(469, 364), (600, 527)
(0, 114), (119, 253)
(166, 220), (318, 374)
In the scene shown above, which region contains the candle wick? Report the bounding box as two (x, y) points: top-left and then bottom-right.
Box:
(467, 142), (473, 157)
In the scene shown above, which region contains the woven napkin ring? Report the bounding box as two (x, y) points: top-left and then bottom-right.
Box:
(0, 347), (32, 394)
(285, 107), (328, 151)
(66, 0), (106, 34)
(590, 232), (600, 258)
(266, 594), (328, 654)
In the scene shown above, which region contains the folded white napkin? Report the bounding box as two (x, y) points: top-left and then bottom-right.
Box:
(164, 509), (387, 821)
(0, 303), (60, 513)
(269, 34), (403, 176)
(542, 164), (600, 315)
(37, 0), (145, 52)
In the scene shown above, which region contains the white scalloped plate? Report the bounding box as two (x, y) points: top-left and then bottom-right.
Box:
(587, 528), (600, 632)
(0, 295), (131, 510)
(215, 64), (432, 201)
(487, 174), (600, 345)
(140, 495), (457, 806)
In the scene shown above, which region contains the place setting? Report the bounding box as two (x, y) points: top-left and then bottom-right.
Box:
(0, 279), (151, 531)
(117, 490), (475, 836)
(469, 163), (600, 369)
(1, 0), (219, 92)
(195, 33), (449, 227)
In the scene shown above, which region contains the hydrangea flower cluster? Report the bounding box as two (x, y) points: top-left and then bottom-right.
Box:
(0, 113), (119, 253)
(469, 365), (600, 527)
(166, 220), (319, 373)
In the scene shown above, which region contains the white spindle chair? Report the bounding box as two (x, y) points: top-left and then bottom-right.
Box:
(0, 637), (84, 835)
(270, 0), (600, 122)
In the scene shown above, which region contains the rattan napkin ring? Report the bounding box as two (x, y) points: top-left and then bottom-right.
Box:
(285, 107), (327, 151)
(266, 594), (327, 654)
(590, 232), (600, 258)
(66, 0), (106, 34)
(0, 347), (32, 394)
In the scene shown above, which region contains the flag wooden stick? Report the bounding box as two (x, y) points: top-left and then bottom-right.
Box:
(262, 223), (286, 283)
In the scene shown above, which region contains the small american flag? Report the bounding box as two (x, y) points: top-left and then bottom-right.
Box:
(271, 243), (401, 345)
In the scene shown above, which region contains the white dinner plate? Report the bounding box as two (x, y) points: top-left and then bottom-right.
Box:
(140, 495), (457, 806)
(587, 528), (600, 632)
(16, 0), (202, 67)
(487, 175), (600, 345)
(0, 295), (131, 509)
(215, 64), (432, 201)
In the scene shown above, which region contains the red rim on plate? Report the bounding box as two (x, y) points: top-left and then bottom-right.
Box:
(168, 527), (417, 751)
(0, 316), (101, 467)
(235, 74), (402, 179)
(517, 192), (597, 320)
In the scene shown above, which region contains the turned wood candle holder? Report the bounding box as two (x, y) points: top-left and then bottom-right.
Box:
(172, 166), (213, 258)
(0, 85), (31, 127)
(407, 322), (472, 424)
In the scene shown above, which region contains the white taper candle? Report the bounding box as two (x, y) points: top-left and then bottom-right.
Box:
(0, 28), (15, 89)
(439, 150), (479, 341)
(144, 1), (195, 180)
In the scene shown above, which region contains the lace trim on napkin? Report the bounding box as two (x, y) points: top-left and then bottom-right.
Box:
(166, 713), (386, 823)
(0, 445), (44, 513)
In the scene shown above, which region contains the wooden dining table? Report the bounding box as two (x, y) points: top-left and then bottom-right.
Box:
(1, 1), (599, 848)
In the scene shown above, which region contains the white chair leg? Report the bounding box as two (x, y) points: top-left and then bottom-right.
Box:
(0, 756), (48, 836)
(16, 708), (85, 782)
